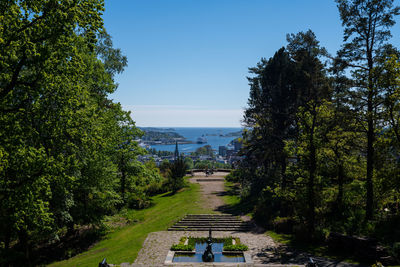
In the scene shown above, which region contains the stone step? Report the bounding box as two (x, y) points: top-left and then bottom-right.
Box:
(175, 222), (250, 225)
(183, 215), (239, 217)
(186, 213), (236, 217)
(168, 225), (253, 229)
(181, 219), (240, 221)
(178, 221), (243, 223)
(168, 227), (252, 231)
(169, 214), (254, 232)
(170, 225), (252, 230)
(172, 225), (252, 229)
(175, 221), (251, 224)
(180, 219), (242, 223)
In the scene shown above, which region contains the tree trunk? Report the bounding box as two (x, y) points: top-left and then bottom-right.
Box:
(308, 113), (316, 235)
(366, 63), (375, 220)
(280, 153), (287, 189)
(308, 143), (316, 235)
(366, 100), (374, 220)
(336, 163), (344, 214)
(18, 230), (32, 266)
(4, 230), (10, 250)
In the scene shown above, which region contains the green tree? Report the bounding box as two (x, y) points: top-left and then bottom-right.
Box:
(335, 0), (400, 220)
(286, 30), (332, 234)
(193, 145), (214, 157)
(167, 156), (187, 193)
(0, 1), (146, 264)
(184, 157), (194, 170)
(243, 47), (297, 194)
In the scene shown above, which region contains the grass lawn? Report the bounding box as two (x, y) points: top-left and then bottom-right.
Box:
(222, 181), (253, 216)
(49, 180), (210, 267)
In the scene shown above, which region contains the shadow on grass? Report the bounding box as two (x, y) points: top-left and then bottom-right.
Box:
(161, 191), (176, 197)
(266, 231), (369, 266)
(215, 199), (254, 216)
(214, 182), (254, 216)
(20, 226), (107, 266)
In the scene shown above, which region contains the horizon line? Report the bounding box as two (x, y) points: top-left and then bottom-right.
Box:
(136, 126), (243, 128)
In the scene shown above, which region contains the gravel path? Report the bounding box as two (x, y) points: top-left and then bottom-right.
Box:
(188, 172), (227, 212)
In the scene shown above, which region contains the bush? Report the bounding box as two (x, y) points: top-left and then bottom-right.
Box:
(126, 191), (150, 209)
(293, 223), (309, 242)
(170, 244), (194, 251)
(166, 156), (187, 193)
(392, 242), (400, 260)
(225, 173), (237, 182)
(224, 244), (248, 251)
(145, 180), (167, 196)
(272, 217), (295, 234)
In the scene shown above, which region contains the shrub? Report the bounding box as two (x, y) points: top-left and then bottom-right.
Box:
(392, 242), (400, 259)
(126, 191), (150, 209)
(224, 244), (248, 251)
(172, 236), (248, 252)
(223, 237), (233, 246)
(272, 216), (295, 234)
(170, 244), (194, 251)
(145, 180), (167, 196)
(166, 156), (187, 193)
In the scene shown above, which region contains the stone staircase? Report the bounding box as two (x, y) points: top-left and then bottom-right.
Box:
(168, 214), (253, 231)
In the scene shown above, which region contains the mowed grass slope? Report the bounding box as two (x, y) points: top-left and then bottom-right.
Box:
(49, 181), (210, 267)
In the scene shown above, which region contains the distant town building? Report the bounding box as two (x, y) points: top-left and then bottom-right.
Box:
(219, 146), (227, 157)
(199, 155), (213, 161)
(226, 149), (236, 158)
(232, 139), (242, 151)
(216, 156), (227, 164)
(174, 141), (179, 160)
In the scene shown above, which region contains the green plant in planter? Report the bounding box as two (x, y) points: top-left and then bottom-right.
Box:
(170, 244), (195, 251)
(224, 244), (248, 251)
(171, 236), (248, 252)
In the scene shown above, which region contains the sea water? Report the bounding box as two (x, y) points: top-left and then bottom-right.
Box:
(148, 127), (242, 153)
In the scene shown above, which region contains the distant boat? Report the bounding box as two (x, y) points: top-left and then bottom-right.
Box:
(196, 137), (207, 144)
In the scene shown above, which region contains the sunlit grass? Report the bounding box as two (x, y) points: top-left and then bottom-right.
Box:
(222, 181), (253, 216)
(49, 181), (210, 267)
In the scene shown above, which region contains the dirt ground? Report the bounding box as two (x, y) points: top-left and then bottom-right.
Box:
(188, 171), (227, 212)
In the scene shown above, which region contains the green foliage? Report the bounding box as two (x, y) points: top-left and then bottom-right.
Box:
(392, 242), (400, 260)
(184, 157), (194, 169)
(147, 148), (174, 157)
(49, 182), (210, 267)
(141, 131), (184, 141)
(192, 145), (214, 157)
(239, 5), (400, 253)
(223, 244), (248, 251)
(172, 236), (248, 252)
(166, 156), (187, 193)
(170, 244), (194, 251)
(194, 160), (230, 169)
(335, 0), (400, 220)
(0, 1), (165, 264)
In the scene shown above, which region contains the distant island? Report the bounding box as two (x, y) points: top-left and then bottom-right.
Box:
(141, 129), (193, 145)
(205, 130), (242, 137)
(140, 127), (176, 132)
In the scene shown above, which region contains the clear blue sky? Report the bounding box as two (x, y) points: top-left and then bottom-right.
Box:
(103, 0), (400, 127)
